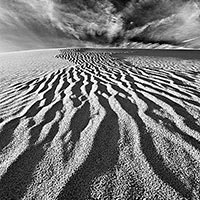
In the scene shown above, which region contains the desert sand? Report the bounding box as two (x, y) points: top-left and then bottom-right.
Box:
(0, 48), (200, 199)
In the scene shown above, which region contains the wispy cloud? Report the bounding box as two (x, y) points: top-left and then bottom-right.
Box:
(0, 0), (200, 52)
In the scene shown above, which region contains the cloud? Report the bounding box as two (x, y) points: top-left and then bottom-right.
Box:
(0, 0), (125, 52)
(0, 0), (200, 52)
(0, 0), (87, 52)
(50, 0), (124, 42)
(124, 1), (200, 47)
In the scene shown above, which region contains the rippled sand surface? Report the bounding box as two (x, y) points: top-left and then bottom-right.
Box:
(0, 48), (200, 199)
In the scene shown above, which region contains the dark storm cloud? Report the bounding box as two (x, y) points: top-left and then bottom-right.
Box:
(123, 0), (200, 48)
(0, 0), (200, 52)
(49, 0), (124, 42)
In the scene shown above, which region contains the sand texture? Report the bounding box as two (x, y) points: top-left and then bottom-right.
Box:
(0, 48), (200, 199)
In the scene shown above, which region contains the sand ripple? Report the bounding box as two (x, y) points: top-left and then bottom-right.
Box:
(0, 48), (200, 199)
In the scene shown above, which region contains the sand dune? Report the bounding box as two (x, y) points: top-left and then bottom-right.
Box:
(0, 48), (200, 199)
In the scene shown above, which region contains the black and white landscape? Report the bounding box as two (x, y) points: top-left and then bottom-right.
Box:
(0, 1), (200, 200)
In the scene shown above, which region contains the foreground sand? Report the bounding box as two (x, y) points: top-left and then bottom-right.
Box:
(0, 48), (200, 199)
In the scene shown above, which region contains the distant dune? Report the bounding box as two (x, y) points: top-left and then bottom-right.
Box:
(0, 48), (200, 199)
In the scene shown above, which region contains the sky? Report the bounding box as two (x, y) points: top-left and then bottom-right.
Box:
(0, 0), (200, 52)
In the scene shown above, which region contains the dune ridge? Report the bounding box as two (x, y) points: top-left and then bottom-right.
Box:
(0, 48), (200, 199)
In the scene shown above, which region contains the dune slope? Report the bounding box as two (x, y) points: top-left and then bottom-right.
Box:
(0, 48), (200, 199)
